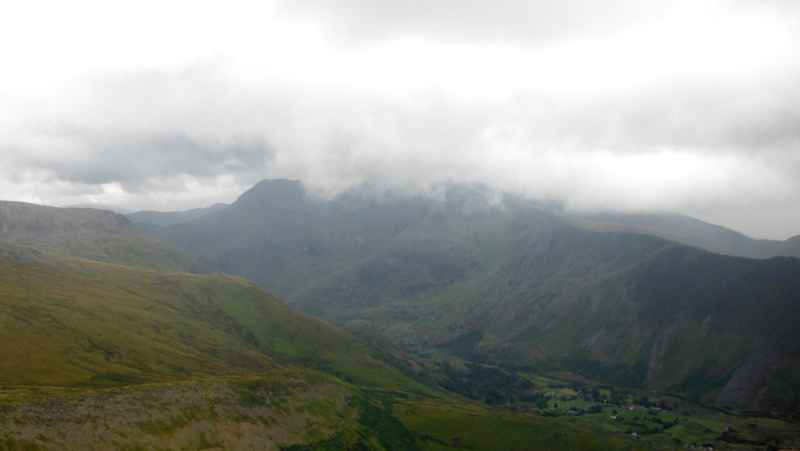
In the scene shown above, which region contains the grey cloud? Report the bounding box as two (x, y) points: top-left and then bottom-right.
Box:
(18, 127), (274, 192)
(504, 78), (800, 157)
(35, 66), (799, 204)
(3, 11), (800, 239)
(277, 0), (670, 46)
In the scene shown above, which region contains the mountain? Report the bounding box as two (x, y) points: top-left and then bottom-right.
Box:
(126, 202), (229, 226)
(136, 180), (800, 418)
(0, 210), (639, 450)
(292, 205), (800, 414)
(569, 211), (800, 259)
(143, 179), (437, 298)
(0, 200), (211, 273)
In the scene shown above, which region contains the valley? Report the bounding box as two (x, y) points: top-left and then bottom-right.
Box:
(0, 181), (799, 450)
(0, 200), (640, 450)
(136, 180), (800, 420)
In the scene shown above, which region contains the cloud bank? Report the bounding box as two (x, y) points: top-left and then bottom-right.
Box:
(1, 0), (799, 238)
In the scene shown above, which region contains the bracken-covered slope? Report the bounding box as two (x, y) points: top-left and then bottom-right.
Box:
(136, 180), (800, 418)
(0, 200), (211, 273)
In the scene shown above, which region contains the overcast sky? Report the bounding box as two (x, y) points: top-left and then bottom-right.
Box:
(1, 0), (799, 238)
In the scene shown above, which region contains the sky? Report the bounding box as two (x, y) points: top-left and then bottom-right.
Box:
(1, 0), (799, 239)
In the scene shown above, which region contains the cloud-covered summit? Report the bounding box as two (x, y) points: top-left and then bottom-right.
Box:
(0, 0), (799, 238)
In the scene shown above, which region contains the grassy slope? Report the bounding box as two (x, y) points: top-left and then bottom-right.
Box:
(37, 228), (212, 273)
(0, 251), (420, 391)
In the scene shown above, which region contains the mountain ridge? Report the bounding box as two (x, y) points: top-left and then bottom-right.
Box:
(132, 179), (800, 417)
(126, 203), (229, 226)
(568, 211), (800, 259)
(0, 199), (212, 273)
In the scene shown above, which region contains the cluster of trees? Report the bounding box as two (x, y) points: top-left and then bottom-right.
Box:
(437, 361), (533, 405)
(615, 411), (678, 435)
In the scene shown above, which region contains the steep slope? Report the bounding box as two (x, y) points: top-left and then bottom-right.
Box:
(570, 211), (800, 259)
(0, 200), (210, 273)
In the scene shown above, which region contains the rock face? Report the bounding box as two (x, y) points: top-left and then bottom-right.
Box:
(0, 200), (211, 273)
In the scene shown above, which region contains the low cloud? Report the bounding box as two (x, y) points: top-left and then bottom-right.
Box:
(0, 0), (799, 239)
(5, 125), (273, 193)
(277, 0), (667, 46)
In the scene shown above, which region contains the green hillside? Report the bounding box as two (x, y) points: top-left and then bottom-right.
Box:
(0, 247), (417, 391)
(0, 242), (646, 450)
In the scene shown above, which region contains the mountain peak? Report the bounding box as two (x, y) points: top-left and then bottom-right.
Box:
(233, 179), (309, 210)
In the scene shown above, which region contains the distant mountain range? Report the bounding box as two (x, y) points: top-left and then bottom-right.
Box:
(132, 179), (800, 417)
(127, 203), (229, 226)
(568, 211), (800, 260)
(61, 202), (132, 214)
